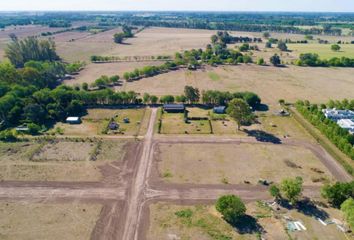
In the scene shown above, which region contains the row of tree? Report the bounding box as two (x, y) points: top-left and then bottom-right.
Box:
(113, 25), (134, 44)
(296, 100), (354, 163)
(295, 53), (354, 67)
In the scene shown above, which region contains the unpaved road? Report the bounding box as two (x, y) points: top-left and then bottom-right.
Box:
(0, 107), (352, 240)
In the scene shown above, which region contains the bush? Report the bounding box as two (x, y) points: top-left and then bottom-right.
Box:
(216, 195), (246, 223)
(27, 123), (41, 135)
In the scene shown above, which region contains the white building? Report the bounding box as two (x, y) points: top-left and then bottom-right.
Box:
(322, 108), (354, 121)
(337, 119), (354, 134)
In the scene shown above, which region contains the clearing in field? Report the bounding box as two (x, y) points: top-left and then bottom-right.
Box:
(157, 143), (334, 185)
(0, 202), (101, 240)
(53, 108), (150, 136)
(0, 139), (128, 181)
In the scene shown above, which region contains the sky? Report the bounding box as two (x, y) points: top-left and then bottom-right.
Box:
(0, 0), (354, 12)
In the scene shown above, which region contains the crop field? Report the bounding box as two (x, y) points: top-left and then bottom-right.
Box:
(147, 201), (348, 240)
(157, 143), (334, 185)
(122, 64), (354, 108)
(0, 202), (101, 240)
(54, 108), (150, 136)
(288, 43), (354, 59)
(0, 140), (129, 181)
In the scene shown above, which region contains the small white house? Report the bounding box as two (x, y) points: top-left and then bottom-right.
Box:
(66, 117), (81, 124)
(337, 119), (354, 134)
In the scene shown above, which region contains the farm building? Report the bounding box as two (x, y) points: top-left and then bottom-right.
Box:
(163, 104), (185, 113)
(322, 108), (354, 121)
(337, 119), (354, 134)
(213, 106), (226, 114)
(66, 117), (81, 124)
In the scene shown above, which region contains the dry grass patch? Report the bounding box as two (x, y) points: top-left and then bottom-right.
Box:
(0, 202), (101, 240)
(160, 113), (211, 134)
(157, 143), (334, 185)
(0, 140), (129, 181)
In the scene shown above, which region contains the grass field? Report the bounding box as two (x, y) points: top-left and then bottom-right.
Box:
(157, 143), (334, 185)
(54, 108), (150, 136)
(122, 64), (354, 108)
(0, 140), (128, 181)
(0, 202), (101, 240)
(288, 43), (354, 59)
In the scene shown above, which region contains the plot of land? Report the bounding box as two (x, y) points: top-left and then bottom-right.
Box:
(147, 202), (289, 240)
(0, 140), (128, 181)
(160, 112), (211, 134)
(54, 108), (150, 136)
(157, 143), (334, 185)
(122, 64), (354, 107)
(0, 202), (101, 240)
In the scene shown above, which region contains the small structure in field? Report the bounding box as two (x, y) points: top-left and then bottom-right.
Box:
(163, 104), (185, 113)
(108, 121), (119, 130)
(213, 106), (226, 114)
(322, 108), (354, 120)
(276, 109), (290, 116)
(123, 118), (130, 123)
(66, 117), (81, 124)
(15, 125), (29, 132)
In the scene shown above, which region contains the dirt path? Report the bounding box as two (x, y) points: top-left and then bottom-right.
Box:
(121, 108), (157, 240)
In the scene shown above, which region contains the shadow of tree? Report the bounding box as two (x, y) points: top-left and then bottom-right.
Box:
(244, 129), (282, 144)
(231, 215), (264, 235)
(296, 198), (329, 220)
(255, 104), (269, 112)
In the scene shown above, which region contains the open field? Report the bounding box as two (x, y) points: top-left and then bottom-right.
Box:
(0, 139), (128, 181)
(122, 64), (354, 108)
(157, 143), (334, 185)
(0, 202), (101, 240)
(54, 108), (150, 136)
(288, 43), (354, 59)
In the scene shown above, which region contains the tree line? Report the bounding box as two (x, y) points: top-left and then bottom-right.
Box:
(295, 53), (354, 67)
(296, 100), (354, 166)
(114, 25), (134, 44)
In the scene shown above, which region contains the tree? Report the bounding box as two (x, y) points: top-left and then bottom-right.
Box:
(341, 198), (354, 229)
(277, 41), (288, 51)
(265, 42), (272, 48)
(5, 36), (60, 68)
(321, 181), (354, 208)
(114, 33), (125, 44)
(143, 93), (151, 103)
(263, 32), (270, 39)
(150, 95), (158, 104)
(269, 185), (281, 200)
(82, 82), (88, 91)
(280, 177), (303, 205)
(257, 58), (265, 65)
(216, 195), (246, 224)
(270, 54), (281, 66)
(184, 86), (200, 103)
(239, 43), (250, 52)
(226, 98), (253, 130)
(331, 44), (341, 52)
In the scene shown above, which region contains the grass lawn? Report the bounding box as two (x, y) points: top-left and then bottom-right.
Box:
(157, 143), (334, 185)
(160, 108), (212, 134)
(288, 43), (354, 59)
(208, 71), (221, 81)
(0, 202), (102, 240)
